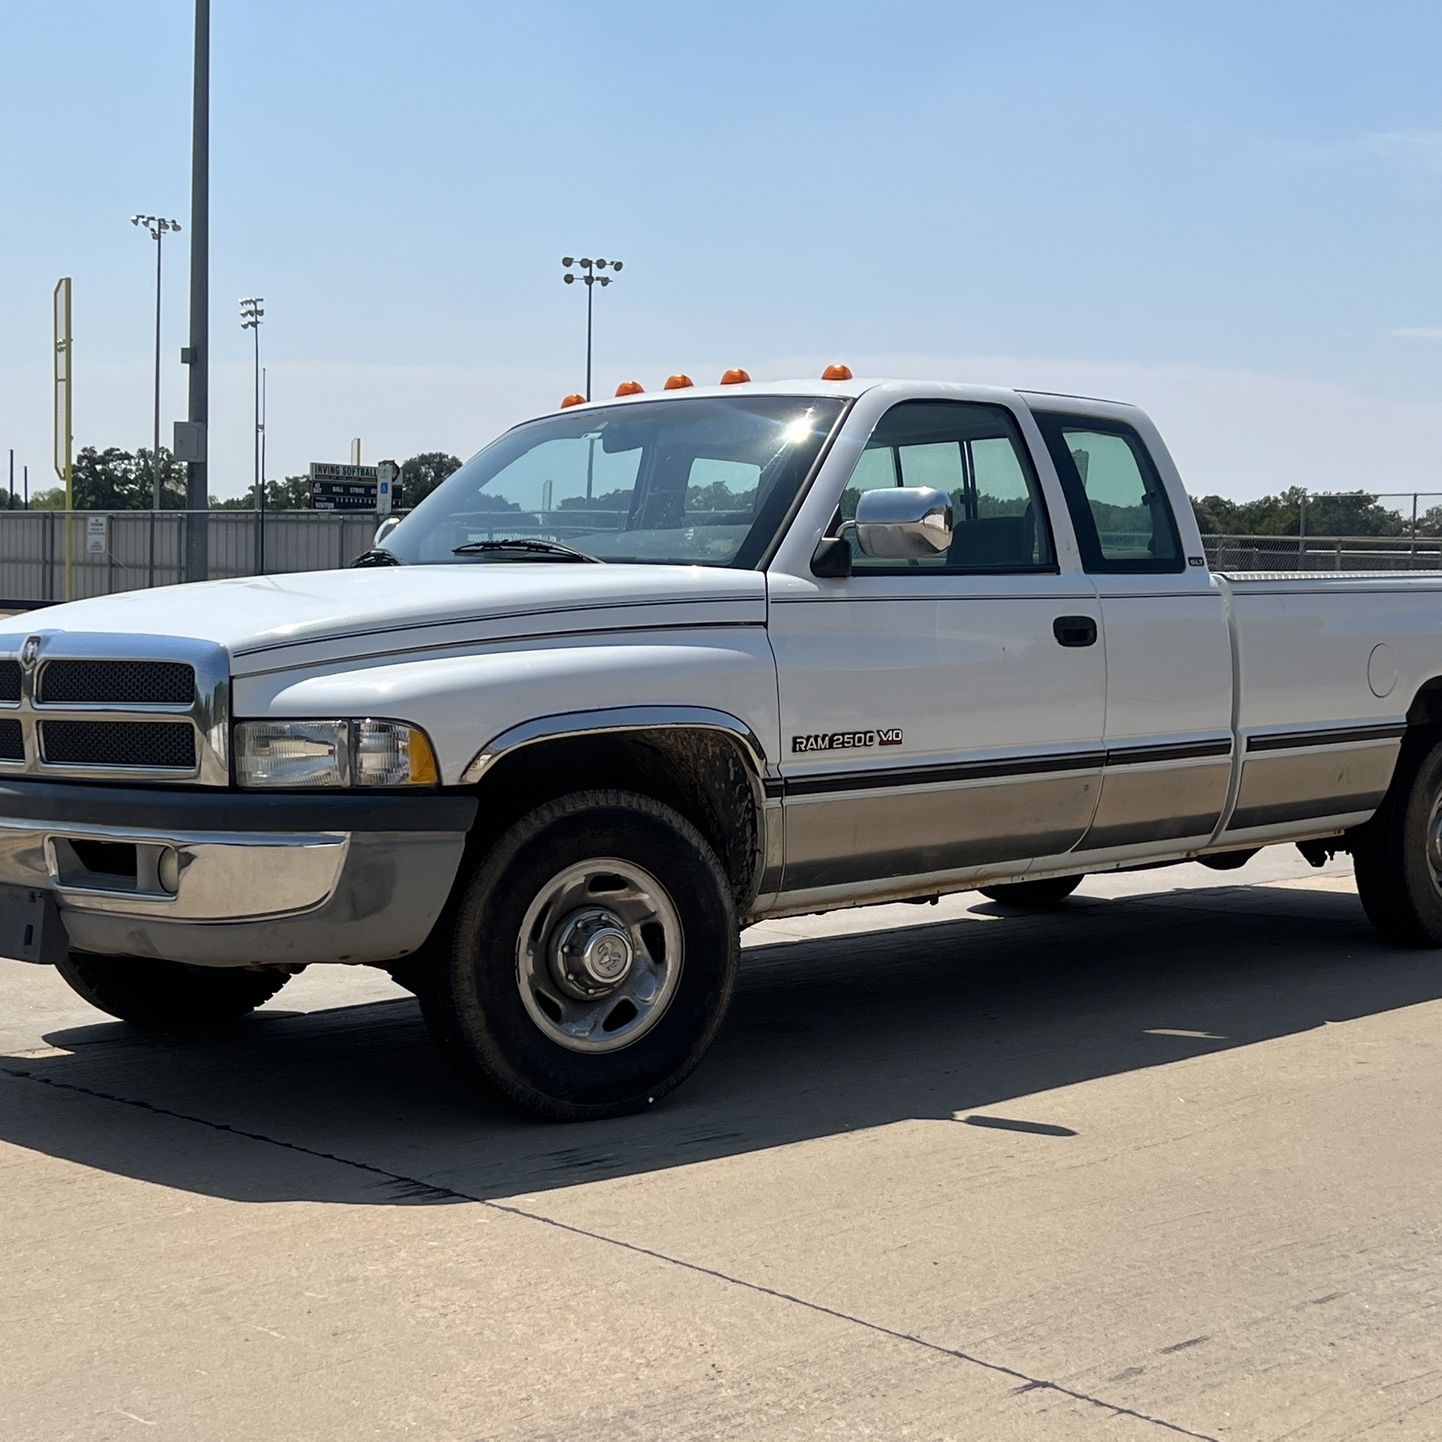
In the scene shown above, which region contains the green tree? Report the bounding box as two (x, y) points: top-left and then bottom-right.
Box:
(1415, 505), (1442, 537)
(1189, 487), (1404, 538)
(557, 488), (630, 512)
(399, 452), (462, 507)
(135, 447), (188, 509)
(70, 446), (141, 509)
(266, 474), (314, 508)
(1190, 494), (1244, 535)
(208, 476), (314, 509)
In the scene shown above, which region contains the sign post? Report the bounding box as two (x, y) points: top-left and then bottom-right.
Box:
(53, 277), (73, 599)
(85, 515), (109, 557)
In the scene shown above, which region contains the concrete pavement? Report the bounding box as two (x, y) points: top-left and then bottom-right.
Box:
(3, 851), (1440, 1440)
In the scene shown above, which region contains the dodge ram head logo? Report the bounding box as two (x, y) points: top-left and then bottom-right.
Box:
(19, 636), (41, 668)
(793, 728), (903, 753)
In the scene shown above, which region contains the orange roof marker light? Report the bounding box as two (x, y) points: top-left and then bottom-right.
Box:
(821, 362), (854, 381)
(663, 373), (694, 390)
(560, 393), (586, 409)
(719, 367), (752, 385)
(615, 380), (645, 396)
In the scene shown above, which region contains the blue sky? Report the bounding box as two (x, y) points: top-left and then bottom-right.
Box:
(3, 0), (1442, 500)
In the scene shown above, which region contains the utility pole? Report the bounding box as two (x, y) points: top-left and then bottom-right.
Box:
(561, 256), (623, 400)
(183, 0), (210, 581)
(260, 364), (267, 563)
(133, 213), (180, 587)
(240, 297), (264, 571)
(130, 214), (181, 508)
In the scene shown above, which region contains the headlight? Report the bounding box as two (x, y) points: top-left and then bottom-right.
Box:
(234, 719), (440, 789)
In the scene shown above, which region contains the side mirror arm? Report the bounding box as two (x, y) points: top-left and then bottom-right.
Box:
(810, 530), (854, 578)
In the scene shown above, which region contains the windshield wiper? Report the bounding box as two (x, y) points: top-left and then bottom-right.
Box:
(451, 538), (601, 563)
(352, 546), (404, 567)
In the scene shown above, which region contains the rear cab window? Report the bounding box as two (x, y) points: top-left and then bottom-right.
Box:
(1032, 412), (1183, 574)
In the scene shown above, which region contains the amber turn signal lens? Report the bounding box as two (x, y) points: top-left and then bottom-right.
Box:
(560, 393), (586, 408)
(615, 380), (645, 396)
(663, 373), (694, 390)
(821, 363), (853, 381)
(719, 368), (751, 385)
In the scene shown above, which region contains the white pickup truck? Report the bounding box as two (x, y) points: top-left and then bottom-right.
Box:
(4, 372), (1440, 1118)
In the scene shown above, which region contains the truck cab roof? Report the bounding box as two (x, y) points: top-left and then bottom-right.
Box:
(546, 376), (1143, 425)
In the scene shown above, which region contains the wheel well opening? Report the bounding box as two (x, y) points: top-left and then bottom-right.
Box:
(467, 729), (764, 909)
(1407, 676), (1442, 728)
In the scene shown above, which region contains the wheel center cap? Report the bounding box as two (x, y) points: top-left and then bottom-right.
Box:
(553, 909), (636, 995)
(582, 927), (632, 983)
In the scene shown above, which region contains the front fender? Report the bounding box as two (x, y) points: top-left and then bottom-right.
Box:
(231, 629), (782, 786)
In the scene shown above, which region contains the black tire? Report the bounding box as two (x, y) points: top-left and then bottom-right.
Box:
(55, 952), (295, 1028)
(978, 874), (1083, 907)
(422, 789), (739, 1121)
(1352, 732), (1442, 947)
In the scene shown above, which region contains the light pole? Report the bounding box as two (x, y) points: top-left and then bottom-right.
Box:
(561, 256), (623, 400)
(130, 214), (181, 509)
(240, 297), (264, 571)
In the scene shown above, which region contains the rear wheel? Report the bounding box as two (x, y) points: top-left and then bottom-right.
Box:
(978, 874), (1083, 908)
(55, 952), (295, 1028)
(422, 789), (739, 1121)
(1352, 733), (1442, 947)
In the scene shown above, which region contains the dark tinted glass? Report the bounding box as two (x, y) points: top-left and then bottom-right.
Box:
(1034, 413), (1183, 573)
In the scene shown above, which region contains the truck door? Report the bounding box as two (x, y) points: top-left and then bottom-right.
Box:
(1028, 403), (1234, 855)
(765, 396), (1107, 899)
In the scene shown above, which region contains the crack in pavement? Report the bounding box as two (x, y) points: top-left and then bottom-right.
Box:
(2, 1062), (1222, 1442)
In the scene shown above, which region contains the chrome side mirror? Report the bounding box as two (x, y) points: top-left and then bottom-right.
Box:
(373, 515), (401, 547)
(847, 486), (953, 559)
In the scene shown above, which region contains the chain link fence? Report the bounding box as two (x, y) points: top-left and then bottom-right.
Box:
(1203, 533), (1442, 572)
(5, 491), (1442, 605)
(1204, 491), (1442, 573)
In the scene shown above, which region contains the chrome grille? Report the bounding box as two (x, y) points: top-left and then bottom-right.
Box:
(0, 631), (228, 784)
(41, 720), (197, 770)
(38, 659), (194, 706)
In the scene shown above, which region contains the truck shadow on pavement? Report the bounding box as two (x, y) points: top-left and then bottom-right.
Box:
(3, 881), (1439, 1206)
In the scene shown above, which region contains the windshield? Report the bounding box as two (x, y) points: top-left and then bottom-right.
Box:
(383, 395), (846, 568)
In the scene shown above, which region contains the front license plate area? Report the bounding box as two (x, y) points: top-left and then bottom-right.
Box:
(0, 886), (68, 965)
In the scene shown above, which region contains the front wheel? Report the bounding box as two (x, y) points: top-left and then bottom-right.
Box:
(56, 952), (295, 1028)
(422, 790), (739, 1121)
(1352, 733), (1442, 947)
(978, 874), (1083, 908)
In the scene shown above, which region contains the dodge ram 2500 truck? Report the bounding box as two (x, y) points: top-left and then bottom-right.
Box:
(3, 371), (1440, 1119)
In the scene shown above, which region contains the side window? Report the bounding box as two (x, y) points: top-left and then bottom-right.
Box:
(1034, 415), (1183, 573)
(840, 446), (897, 520)
(844, 401), (1055, 573)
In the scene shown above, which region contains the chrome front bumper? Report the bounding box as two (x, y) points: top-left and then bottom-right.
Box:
(0, 783), (477, 968)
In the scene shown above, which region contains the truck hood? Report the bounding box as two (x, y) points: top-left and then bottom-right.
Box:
(12, 565), (768, 674)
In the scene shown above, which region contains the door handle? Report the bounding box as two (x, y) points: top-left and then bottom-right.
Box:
(1053, 615), (1098, 648)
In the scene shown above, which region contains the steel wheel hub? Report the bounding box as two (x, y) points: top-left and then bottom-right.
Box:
(1428, 794), (1442, 896)
(516, 858), (683, 1054)
(554, 909), (635, 995)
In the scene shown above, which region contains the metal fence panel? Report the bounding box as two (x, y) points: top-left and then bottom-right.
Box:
(0, 510), (400, 603)
(8, 493), (1442, 605)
